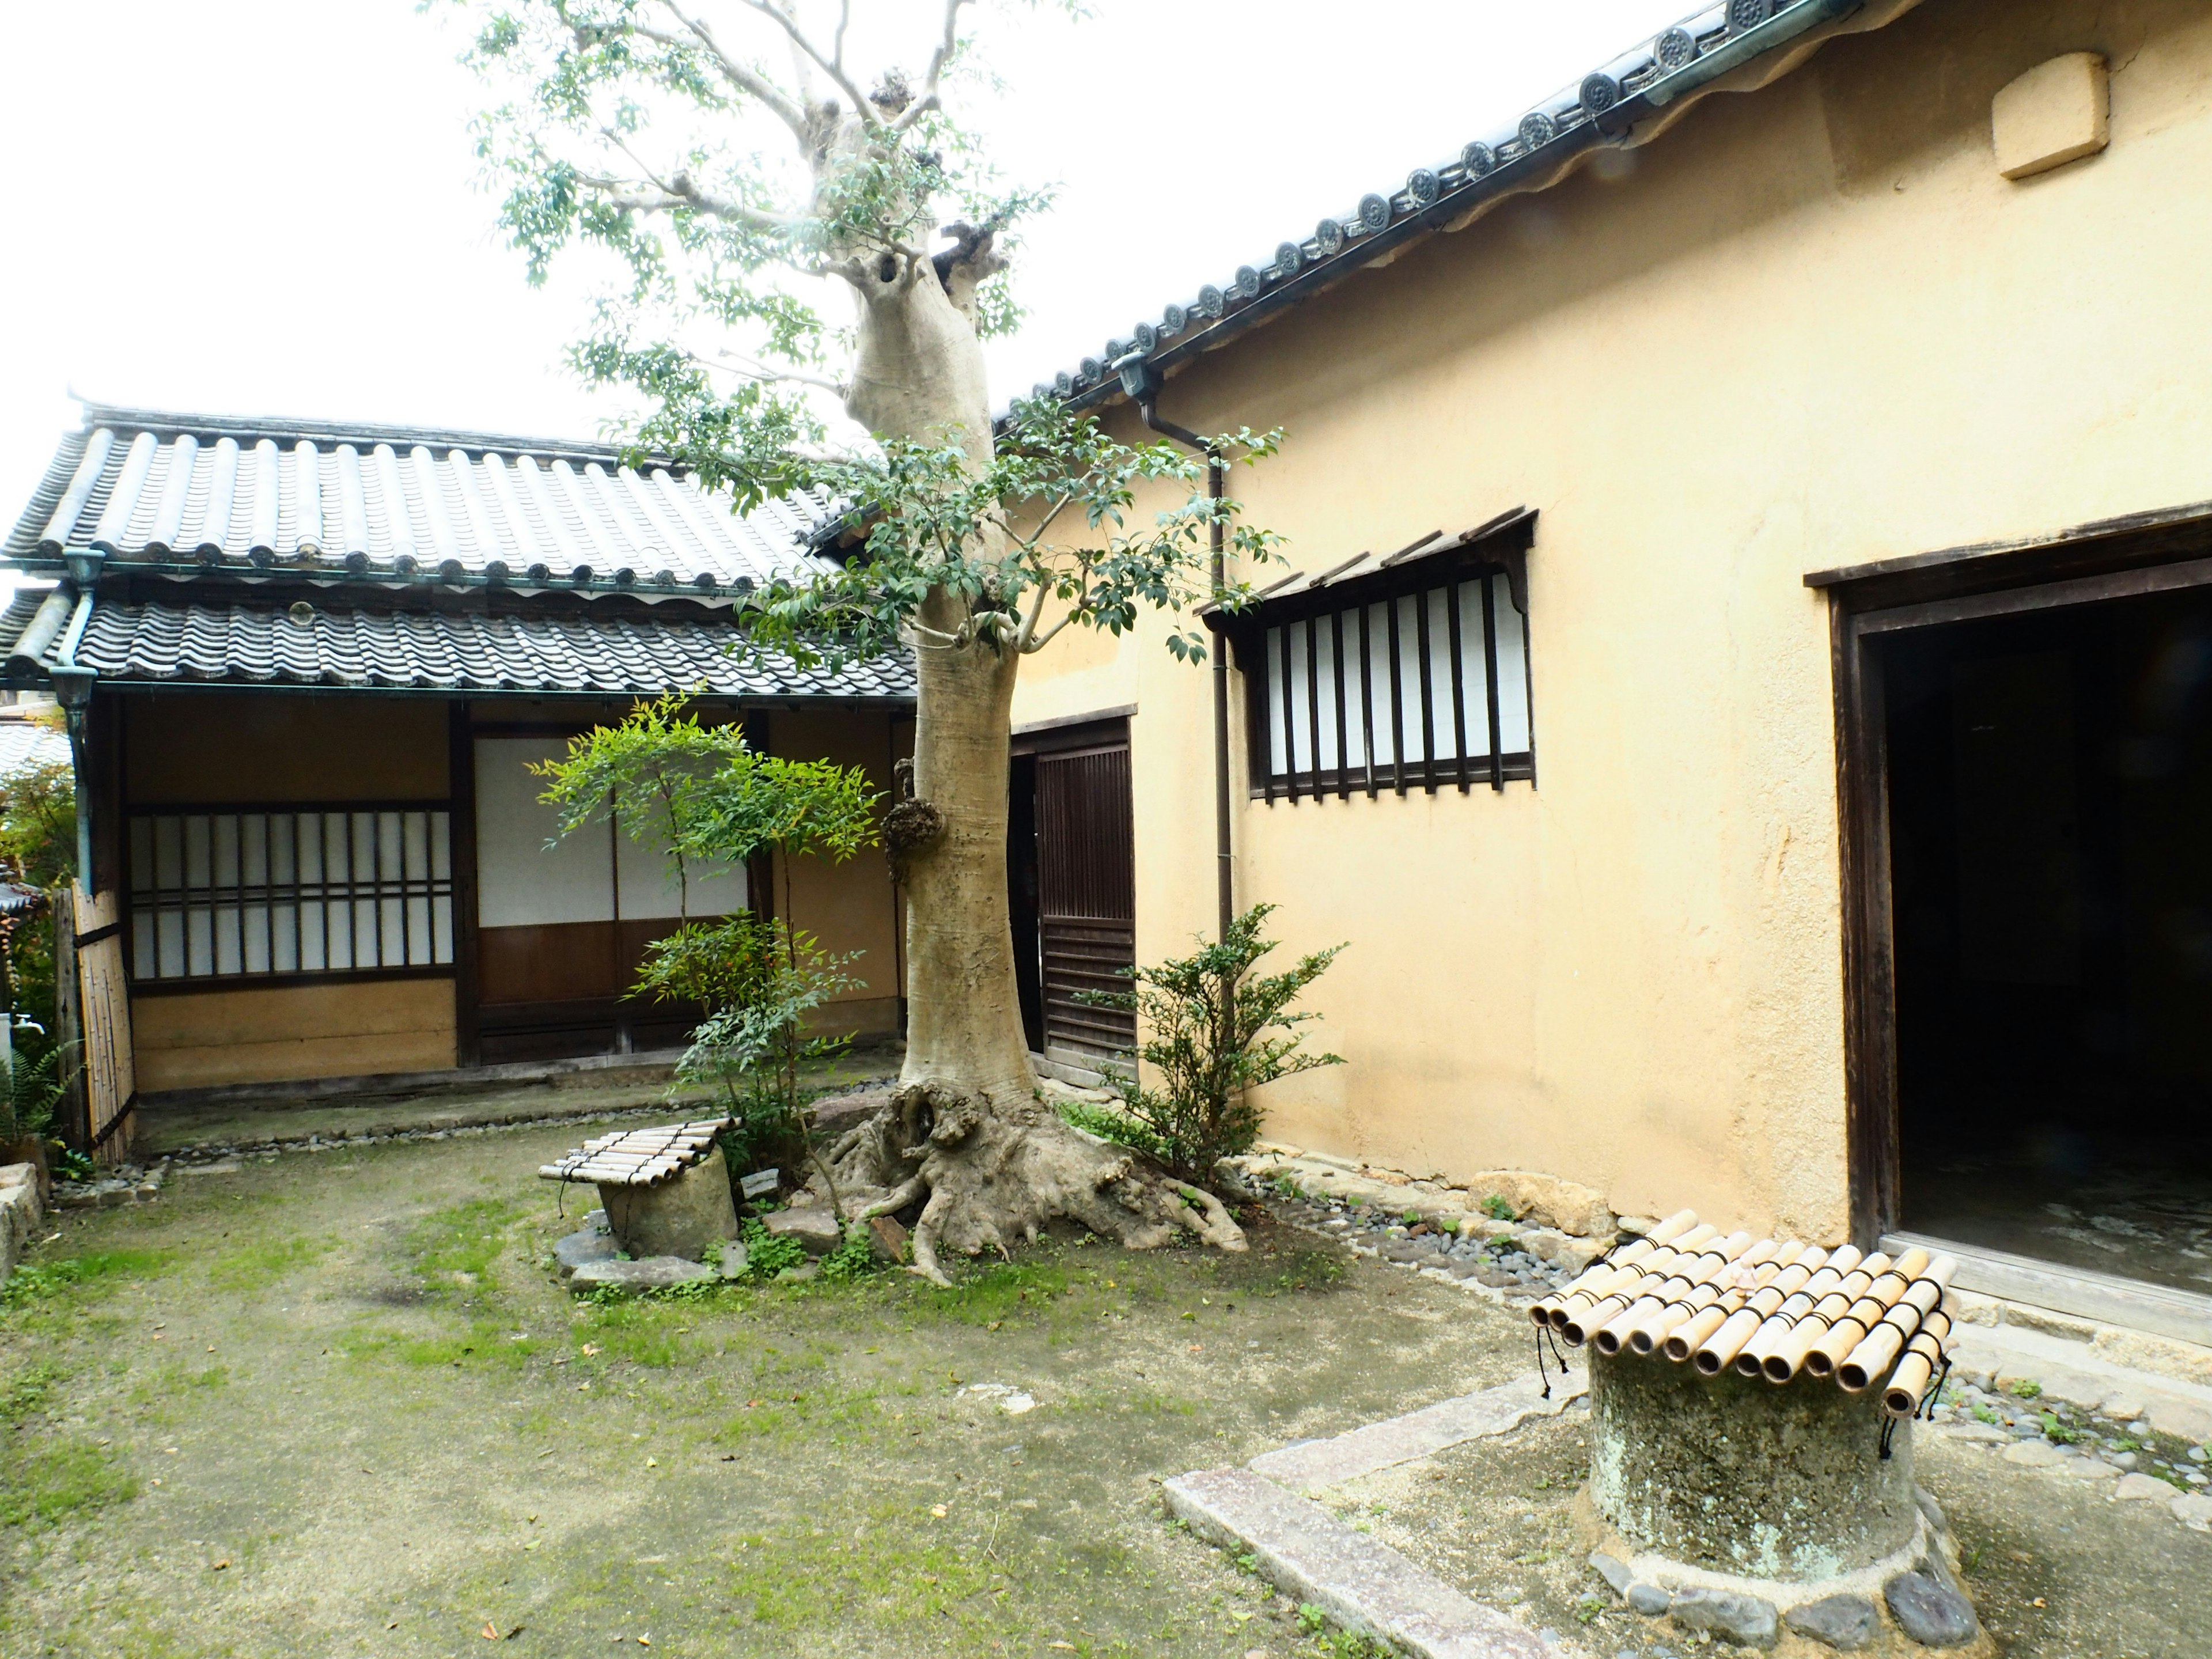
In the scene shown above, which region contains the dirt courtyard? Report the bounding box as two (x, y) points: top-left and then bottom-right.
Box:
(4, 1118), (2210, 1658)
(0, 1119), (1529, 1658)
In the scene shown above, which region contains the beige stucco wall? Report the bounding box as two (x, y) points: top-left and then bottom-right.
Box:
(1010, 0), (2212, 1242)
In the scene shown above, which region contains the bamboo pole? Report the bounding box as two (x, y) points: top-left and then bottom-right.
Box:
(1732, 1245), (1864, 1377)
(1593, 1232), (1757, 1354)
(1665, 1246), (1802, 1361)
(1695, 1246), (1829, 1374)
(1626, 1239), (1785, 1354)
(1762, 1253), (1892, 1384)
(1839, 1258), (1956, 1393)
(1882, 1308), (1955, 1417)
(1573, 1229), (1744, 1349)
(1803, 1247), (1931, 1378)
(1558, 1225), (1725, 1344)
(1541, 1213), (1708, 1330)
(1530, 1208), (1700, 1327)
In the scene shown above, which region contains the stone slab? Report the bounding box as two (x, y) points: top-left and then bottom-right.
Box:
(569, 1256), (713, 1296)
(764, 1207), (842, 1255)
(1251, 1370), (1586, 1489)
(0, 1165), (43, 1284)
(1163, 1465), (1556, 1658)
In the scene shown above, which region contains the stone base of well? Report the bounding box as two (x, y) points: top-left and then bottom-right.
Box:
(1583, 1347), (1988, 1651)
(597, 1148), (738, 1261)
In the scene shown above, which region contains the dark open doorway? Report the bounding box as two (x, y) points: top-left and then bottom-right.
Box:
(1877, 588), (2212, 1296)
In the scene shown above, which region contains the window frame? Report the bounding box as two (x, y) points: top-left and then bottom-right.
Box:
(1211, 511), (1537, 802)
(124, 798), (457, 992)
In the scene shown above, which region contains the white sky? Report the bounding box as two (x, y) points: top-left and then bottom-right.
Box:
(0, 0), (1695, 533)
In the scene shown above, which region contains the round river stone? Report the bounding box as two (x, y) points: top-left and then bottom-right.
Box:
(1587, 1347), (1918, 1581)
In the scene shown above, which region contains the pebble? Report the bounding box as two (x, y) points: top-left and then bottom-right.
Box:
(1627, 1582), (1671, 1616)
(1884, 1572), (1978, 1647)
(1783, 1593), (1877, 1650)
(1588, 1552), (1633, 1596)
(2113, 1472), (2176, 1502)
(1669, 1587), (1779, 1649)
(2173, 1493), (2212, 1530)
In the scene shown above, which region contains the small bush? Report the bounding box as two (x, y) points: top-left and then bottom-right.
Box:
(1075, 903), (1343, 1187)
(1481, 1194), (1517, 1222)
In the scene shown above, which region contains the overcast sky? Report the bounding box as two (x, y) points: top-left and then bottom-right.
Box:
(0, 0), (1694, 529)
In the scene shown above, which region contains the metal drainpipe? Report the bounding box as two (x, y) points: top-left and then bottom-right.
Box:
(1114, 357), (1234, 947)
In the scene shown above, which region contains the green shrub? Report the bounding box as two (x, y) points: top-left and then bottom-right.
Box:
(1481, 1194), (1517, 1222)
(1075, 903), (1344, 1187)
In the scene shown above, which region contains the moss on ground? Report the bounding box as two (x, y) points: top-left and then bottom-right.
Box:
(0, 1119), (1528, 1657)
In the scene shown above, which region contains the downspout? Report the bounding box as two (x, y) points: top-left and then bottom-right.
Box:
(49, 551), (104, 896)
(1115, 355), (1234, 948)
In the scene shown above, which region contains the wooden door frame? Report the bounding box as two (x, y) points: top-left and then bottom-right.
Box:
(1812, 498), (2212, 1247)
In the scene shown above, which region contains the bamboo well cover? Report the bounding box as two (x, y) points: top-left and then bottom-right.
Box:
(538, 1119), (733, 1189)
(1531, 1210), (1959, 1419)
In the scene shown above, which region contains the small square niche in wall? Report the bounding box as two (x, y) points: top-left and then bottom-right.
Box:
(1992, 52), (2109, 180)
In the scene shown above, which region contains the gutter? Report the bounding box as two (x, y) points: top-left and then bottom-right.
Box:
(1117, 357), (1236, 948)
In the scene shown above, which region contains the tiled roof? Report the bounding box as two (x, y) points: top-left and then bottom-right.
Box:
(6, 404), (830, 597)
(0, 713), (68, 777)
(1020, 0), (1891, 421)
(0, 589), (914, 702)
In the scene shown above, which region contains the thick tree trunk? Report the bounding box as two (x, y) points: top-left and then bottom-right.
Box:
(813, 205), (1245, 1281)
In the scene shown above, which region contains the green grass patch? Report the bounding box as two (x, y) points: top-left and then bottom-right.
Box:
(0, 1435), (139, 1529)
(0, 1248), (173, 1316)
(206, 1232), (326, 1293)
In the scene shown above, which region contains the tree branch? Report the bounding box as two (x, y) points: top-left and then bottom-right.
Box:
(892, 0), (972, 132)
(692, 347), (847, 398)
(638, 3), (809, 139)
(579, 165), (798, 237)
(738, 0), (877, 128)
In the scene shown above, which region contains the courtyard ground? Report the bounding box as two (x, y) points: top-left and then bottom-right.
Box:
(3, 1114), (2209, 1658)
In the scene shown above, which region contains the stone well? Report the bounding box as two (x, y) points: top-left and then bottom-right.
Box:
(1581, 1348), (1990, 1652)
(1590, 1346), (1918, 1581)
(599, 1147), (738, 1261)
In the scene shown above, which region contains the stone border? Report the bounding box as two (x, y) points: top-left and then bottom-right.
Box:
(1164, 1371), (1586, 1658)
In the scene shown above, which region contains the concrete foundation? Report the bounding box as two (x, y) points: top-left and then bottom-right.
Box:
(598, 1149), (738, 1262)
(1588, 1347), (1918, 1582)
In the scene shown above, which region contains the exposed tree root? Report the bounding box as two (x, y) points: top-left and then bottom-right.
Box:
(814, 1081), (1246, 1286)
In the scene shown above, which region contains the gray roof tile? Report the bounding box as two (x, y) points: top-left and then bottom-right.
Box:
(0, 588), (912, 702)
(7, 404), (831, 596)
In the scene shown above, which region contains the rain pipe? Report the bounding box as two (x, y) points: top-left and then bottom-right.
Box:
(1114, 354), (1234, 950)
(50, 551), (103, 893)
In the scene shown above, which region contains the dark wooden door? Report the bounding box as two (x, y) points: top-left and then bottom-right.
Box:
(1035, 743), (1136, 1061)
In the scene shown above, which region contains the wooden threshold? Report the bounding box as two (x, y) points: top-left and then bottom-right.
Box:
(1883, 1230), (2212, 1350)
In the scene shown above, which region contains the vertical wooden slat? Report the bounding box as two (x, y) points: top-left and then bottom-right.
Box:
(1331, 608), (1350, 801)
(1278, 623), (1298, 802)
(1304, 615), (1323, 802)
(1388, 594), (1407, 796)
(1446, 582), (1471, 793)
(1480, 574), (1505, 792)
(1414, 587), (1436, 794)
(1358, 603), (1377, 799)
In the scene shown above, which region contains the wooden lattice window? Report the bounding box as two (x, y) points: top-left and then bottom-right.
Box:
(1228, 518), (1536, 801)
(127, 806), (454, 982)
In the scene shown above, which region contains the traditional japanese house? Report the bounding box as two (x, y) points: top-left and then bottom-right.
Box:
(1011, 0), (2212, 1350)
(0, 404), (913, 1152)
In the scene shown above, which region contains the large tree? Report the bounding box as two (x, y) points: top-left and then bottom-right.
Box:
(461, 0), (1277, 1281)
